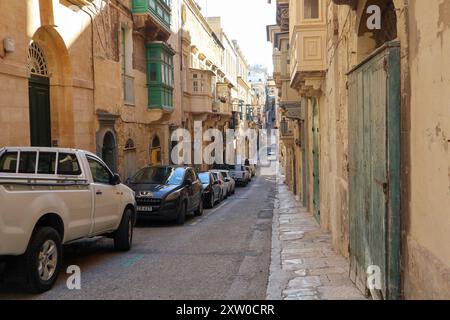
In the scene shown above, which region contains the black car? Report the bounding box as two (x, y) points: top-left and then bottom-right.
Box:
(126, 166), (204, 225)
(198, 172), (222, 208)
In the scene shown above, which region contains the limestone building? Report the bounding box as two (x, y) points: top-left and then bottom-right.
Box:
(268, 0), (450, 299)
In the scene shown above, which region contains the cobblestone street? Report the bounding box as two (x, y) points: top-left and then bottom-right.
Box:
(267, 168), (366, 300)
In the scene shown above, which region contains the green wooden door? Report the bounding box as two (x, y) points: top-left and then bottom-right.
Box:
(312, 98), (320, 222)
(29, 75), (51, 147)
(348, 41), (401, 300)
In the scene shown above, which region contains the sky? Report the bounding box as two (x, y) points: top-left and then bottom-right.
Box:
(196, 0), (277, 74)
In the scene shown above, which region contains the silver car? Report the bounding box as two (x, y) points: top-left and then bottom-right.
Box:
(217, 170), (235, 196)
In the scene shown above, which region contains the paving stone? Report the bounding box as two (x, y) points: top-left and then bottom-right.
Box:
(267, 170), (366, 300)
(318, 286), (365, 300)
(308, 266), (348, 276)
(283, 288), (317, 296)
(326, 274), (355, 286)
(282, 258), (304, 265)
(294, 269), (307, 276)
(288, 276), (321, 288)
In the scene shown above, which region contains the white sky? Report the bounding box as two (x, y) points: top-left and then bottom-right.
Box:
(197, 0), (276, 73)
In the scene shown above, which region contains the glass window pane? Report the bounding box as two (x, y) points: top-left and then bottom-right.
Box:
(149, 63), (157, 81)
(57, 153), (81, 176)
(18, 152), (37, 174)
(88, 159), (111, 184)
(37, 152), (56, 174)
(161, 64), (166, 84)
(304, 0), (319, 19)
(0, 152), (18, 173)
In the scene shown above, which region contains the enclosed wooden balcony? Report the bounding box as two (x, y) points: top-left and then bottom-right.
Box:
(289, 0), (327, 95)
(213, 83), (233, 116)
(185, 68), (215, 114)
(132, 0), (172, 41)
(279, 118), (295, 144)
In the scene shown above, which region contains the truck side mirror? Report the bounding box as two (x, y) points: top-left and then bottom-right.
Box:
(111, 173), (121, 185)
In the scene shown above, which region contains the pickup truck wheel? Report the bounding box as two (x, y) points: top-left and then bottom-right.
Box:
(113, 209), (133, 252)
(22, 227), (62, 293)
(175, 202), (187, 225)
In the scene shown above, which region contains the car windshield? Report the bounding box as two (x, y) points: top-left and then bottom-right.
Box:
(198, 172), (210, 184)
(131, 167), (185, 185)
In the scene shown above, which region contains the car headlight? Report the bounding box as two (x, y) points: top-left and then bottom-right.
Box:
(166, 191), (181, 201)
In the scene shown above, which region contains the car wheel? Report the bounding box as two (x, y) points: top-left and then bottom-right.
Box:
(194, 198), (204, 216)
(21, 227), (62, 293)
(209, 193), (215, 208)
(175, 202), (187, 225)
(114, 208), (134, 252)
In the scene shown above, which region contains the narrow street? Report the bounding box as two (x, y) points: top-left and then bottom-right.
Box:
(0, 168), (276, 300)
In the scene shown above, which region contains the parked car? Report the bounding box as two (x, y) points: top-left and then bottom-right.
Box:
(0, 147), (136, 293)
(268, 147), (277, 161)
(210, 171), (227, 200)
(244, 159), (256, 177)
(198, 172), (222, 208)
(217, 170), (235, 196)
(126, 166), (203, 225)
(244, 166), (253, 182)
(229, 165), (251, 186)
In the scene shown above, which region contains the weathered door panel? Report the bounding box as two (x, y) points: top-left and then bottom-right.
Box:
(29, 75), (51, 147)
(312, 98), (320, 222)
(348, 41), (401, 300)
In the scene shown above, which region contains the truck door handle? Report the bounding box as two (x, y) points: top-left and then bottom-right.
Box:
(96, 191), (103, 195)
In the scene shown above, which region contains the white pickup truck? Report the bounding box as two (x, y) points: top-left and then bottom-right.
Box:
(0, 147), (136, 293)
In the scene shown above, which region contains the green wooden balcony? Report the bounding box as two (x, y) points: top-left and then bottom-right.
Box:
(146, 42), (175, 111)
(132, 0), (172, 31)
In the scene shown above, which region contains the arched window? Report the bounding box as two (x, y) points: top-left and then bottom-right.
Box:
(125, 139), (135, 150)
(357, 0), (397, 62)
(28, 42), (49, 77)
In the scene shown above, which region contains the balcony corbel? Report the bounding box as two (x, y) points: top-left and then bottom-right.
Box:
(279, 101), (303, 120)
(331, 0), (357, 10)
(299, 74), (325, 98)
(133, 15), (171, 42)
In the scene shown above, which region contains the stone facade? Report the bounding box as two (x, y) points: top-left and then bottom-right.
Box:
(269, 0), (450, 299)
(0, 0), (183, 181)
(0, 0), (261, 179)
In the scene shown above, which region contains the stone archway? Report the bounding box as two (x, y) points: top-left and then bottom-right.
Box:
(28, 41), (51, 147)
(30, 26), (75, 147)
(102, 131), (117, 172)
(355, 0), (398, 62)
